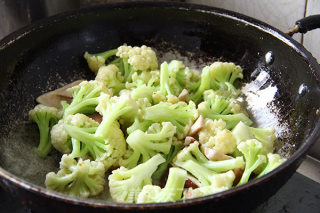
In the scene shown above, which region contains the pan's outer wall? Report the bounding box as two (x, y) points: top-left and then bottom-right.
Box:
(0, 2), (320, 212)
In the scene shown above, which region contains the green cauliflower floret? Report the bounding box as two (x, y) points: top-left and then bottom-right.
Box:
(190, 62), (243, 103)
(126, 118), (153, 136)
(126, 98), (153, 135)
(95, 92), (138, 137)
(151, 91), (180, 105)
(152, 91), (167, 104)
(175, 141), (245, 173)
(198, 90), (252, 129)
(174, 158), (235, 197)
(51, 119), (71, 154)
(63, 80), (111, 117)
(236, 139), (267, 186)
(45, 154), (105, 198)
(159, 61), (183, 97)
(159, 60), (200, 97)
(137, 167), (187, 203)
(173, 141), (239, 198)
(95, 65), (125, 95)
(63, 113), (126, 170)
(121, 122), (176, 168)
(108, 154), (165, 203)
(209, 62), (243, 92)
(171, 60), (200, 91)
(143, 101), (198, 139)
(257, 153), (286, 178)
(84, 48), (117, 73)
(98, 120), (127, 169)
(126, 71), (160, 102)
(127, 70), (160, 89)
(29, 104), (62, 157)
(188, 66), (212, 104)
(131, 84), (157, 103)
(198, 118), (237, 155)
(117, 45), (158, 72)
(232, 121), (276, 155)
(63, 114), (100, 159)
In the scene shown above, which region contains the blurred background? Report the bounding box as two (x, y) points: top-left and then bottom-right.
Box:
(0, 0), (319, 212)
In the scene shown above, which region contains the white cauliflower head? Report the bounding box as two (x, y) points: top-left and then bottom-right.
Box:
(51, 120), (71, 154)
(45, 154), (105, 198)
(116, 45), (158, 71)
(65, 113), (99, 128)
(198, 118), (237, 154)
(97, 121), (127, 169)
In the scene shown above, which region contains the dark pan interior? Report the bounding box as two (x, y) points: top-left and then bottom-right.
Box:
(0, 2), (320, 207)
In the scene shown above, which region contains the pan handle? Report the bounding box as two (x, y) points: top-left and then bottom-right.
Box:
(288, 15), (320, 36)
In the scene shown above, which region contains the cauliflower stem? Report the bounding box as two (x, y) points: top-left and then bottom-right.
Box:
(109, 154), (165, 203)
(137, 167), (187, 203)
(29, 104), (61, 157)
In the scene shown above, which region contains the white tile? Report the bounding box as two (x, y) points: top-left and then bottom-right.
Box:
(188, 0), (306, 42)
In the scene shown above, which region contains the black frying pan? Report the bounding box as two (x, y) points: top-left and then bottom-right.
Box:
(0, 2), (320, 212)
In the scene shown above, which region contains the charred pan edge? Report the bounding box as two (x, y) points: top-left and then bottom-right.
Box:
(0, 1), (320, 210)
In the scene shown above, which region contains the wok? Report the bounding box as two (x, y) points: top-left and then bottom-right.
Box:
(0, 2), (320, 212)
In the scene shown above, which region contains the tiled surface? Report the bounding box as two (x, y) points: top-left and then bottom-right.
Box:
(187, 0), (306, 42)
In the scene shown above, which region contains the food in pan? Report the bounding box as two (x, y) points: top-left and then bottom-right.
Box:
(28, 44), (286, 203)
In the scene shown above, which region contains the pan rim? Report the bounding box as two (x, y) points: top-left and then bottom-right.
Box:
(0, 0), (320, 209)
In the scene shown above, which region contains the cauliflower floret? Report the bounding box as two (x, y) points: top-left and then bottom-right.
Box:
(152, 91), (167, 104)
(51, 120), (71, 154)
(183, 67), (201, 88)
(109, 154), (165, 203)
(166, 95), (179, 104)
(98, 121), (127, 169)
(67, 113), (99, 127)
(136, 97), (152, 109)
(199, 118), (225, 141)
(95, 65), (124, 95)
(64, 80), (112, 117)
(116, 45), (158, 71)
(198, 118), (237, 154)
(84, 52), (105, 73)
(130, 70), (160, 86)
(183, 170), (235, 199)
(137, 167), (187, 203)
(151, 92), (180, 105)
(143, 101), (198, 139)
(29, 104), (62, 157)
(45, 155), (105, 198)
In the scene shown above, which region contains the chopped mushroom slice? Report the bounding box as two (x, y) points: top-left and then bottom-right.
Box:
(184, 136), (196, 146)
(188, 115), (205, 136)
(203, 147), (233, 161)
(233, 168), (244, 186)
(178, 89), (189, 101)
(87, 113), (103, 123)
(36, 80), (83, 108)
(184, 178), (199, 189)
